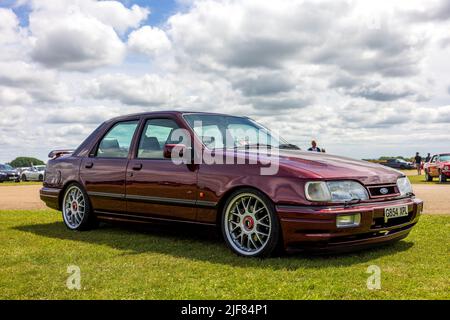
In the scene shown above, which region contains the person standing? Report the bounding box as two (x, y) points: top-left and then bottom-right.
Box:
(414, 152), (422, 175)
(308, 140), (321, 152)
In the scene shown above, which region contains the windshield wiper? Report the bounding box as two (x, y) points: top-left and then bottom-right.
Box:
(233, 143), (273, 150)
(279, 143), (300, 150)
(344, 198), (362, 208)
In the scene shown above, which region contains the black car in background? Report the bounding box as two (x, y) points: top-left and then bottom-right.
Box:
(382, 158), (414, 170)
(0, 164), (20, 183)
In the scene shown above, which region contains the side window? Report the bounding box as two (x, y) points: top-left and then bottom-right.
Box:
(431, 156), (437, 163)
(193, 124), (224, 148)
(137, 119), (183, 159)
(96, 121), (138, 158)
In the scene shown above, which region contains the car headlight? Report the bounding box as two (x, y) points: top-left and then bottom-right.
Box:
(305, 180), (369, 202)
(397, 177), (413, 196)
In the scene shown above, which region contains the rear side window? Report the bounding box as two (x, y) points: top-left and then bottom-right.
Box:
(96, 121), (138, 158)
(137, 118), (182, 159)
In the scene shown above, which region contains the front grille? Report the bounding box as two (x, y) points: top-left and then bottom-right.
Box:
(367, 184), (399, 198)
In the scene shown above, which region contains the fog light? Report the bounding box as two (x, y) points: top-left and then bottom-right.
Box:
(336, 213), (361, 228)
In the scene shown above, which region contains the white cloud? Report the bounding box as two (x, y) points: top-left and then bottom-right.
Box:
(0, 62), (71, 103)
(86, 73), (178, 106)
(0, 8), (21, 44)
(27, 0), (149, 71)
(128, 26), (172, 57)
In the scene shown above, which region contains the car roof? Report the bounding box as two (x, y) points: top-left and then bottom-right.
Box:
(106, 111), (247, 122)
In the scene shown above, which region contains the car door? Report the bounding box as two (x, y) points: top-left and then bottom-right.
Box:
(80, 120), (139, 214)
(126, 117), (198, 221)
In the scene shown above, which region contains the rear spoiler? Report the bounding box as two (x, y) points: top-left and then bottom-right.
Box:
(48, 149), (75, 159)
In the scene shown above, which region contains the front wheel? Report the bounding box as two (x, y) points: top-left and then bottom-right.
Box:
(439, 171), (447, 183)
(62, 183), (97, 230)
(425, 170), (433, 182)
(21, 174), (27, 182)
(221, 189), (280, 257)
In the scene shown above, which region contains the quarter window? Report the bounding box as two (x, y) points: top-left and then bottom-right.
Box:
(96, 121), (138, 158)
(137, 119), (183, 159)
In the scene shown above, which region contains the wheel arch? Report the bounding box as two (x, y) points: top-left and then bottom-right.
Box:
(58, 180), (86, 209)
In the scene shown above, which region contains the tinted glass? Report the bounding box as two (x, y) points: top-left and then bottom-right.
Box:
(138, 118), (182, 159)
(97, 121), (138, 158)
(439, 155), (450, 161)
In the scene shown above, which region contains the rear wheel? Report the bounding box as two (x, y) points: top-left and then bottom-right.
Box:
(439, 171), (447, 183)
(221, 189), (280, 257)
(425, 170), (433, 182)
(38, 174), (43, 181)
(62, 183), (97, 230)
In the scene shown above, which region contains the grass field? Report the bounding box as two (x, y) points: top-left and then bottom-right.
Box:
(407, 174), (448, 185)
(0, 210), (448, 299)
(0, 181), (42, 186)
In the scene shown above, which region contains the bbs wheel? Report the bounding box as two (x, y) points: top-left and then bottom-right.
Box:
(221, 189), (280, 257)
(62, 183), (97, 230)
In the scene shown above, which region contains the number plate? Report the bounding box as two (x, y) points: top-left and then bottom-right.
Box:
(384, 205), (408, 222)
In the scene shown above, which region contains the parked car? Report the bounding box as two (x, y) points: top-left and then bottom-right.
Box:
(424, 153), (450, 182)
(382, 158), (414, 170)
(0, 164), (20, 183)
(40, 111), (423, 257)
(21, 165), (45, 182)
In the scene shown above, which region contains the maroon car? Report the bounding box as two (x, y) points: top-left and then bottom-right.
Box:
(424, 153), (450, 182)
(40, 111), (423, 257)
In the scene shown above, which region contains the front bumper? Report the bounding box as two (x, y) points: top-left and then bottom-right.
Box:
(0, 173), (20, 181)
(276, 197), (423, 253)
(40, 187), (61, 210)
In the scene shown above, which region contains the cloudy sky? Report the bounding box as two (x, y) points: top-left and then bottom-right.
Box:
(1, 0), (450, 163)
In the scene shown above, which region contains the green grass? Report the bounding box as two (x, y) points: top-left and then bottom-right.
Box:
(407, 174), (448, 185)
(0, 210), (449, 300)
(0, 181), (42, 186)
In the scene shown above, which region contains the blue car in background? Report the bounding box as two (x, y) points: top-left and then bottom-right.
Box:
(0, 164), (20, 183)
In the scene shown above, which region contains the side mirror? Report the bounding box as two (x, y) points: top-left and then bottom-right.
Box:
(163, 144), (187, 159)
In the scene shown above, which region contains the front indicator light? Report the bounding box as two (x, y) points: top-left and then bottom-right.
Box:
(336, 213), (361, 228)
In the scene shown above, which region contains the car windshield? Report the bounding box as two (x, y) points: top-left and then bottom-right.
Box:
(183, 114), (298, 150)
(439, 155), (450, 161)
(0, 164), (13, 170)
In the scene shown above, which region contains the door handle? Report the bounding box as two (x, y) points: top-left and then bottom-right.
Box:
(85, 162), (94, 169)
(132, 163), (143, 171)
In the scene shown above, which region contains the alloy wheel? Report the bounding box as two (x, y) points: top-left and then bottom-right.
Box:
(62, 186), (86, 229)
(224, 193), (272, 256)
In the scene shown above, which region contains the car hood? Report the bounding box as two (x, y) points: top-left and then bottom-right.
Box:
(239, 149), (403, 185)
(0, 170), (18, 175)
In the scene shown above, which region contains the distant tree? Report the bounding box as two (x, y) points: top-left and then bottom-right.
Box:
(9, 157), (45, 168)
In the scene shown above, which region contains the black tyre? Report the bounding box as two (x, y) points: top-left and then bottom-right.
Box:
(425, 170), (433, 182)
(221, 188), (280, 258)
(38, 174), (43, 181)
(21, 174), (27, 182)
(61, 183), (97, 231)
(439, 171), (447, 183)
